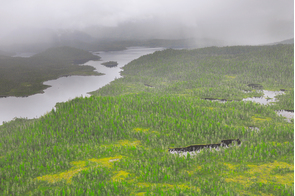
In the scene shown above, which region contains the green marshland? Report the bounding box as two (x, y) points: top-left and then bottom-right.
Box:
(0, 44), (293, 195)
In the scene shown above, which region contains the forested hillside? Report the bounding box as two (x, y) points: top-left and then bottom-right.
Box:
(0, 46), (101, 97)
(92, 44), (293, 110)
(0, 44), (293, 195)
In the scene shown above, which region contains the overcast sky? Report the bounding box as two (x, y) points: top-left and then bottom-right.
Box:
(0, 0), (293, 45)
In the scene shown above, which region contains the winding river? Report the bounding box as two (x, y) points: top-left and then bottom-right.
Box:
(0, 47), (164, 125)
(0, 47), (293, 125)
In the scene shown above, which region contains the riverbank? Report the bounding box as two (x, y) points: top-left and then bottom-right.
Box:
(0, 46), (102, 97)
(0, 47), (164, 125)
(91, 45), (294, 110)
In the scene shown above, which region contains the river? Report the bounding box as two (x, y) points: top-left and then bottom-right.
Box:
(0, 47), (164, 125)
(0, 47), (293, 125)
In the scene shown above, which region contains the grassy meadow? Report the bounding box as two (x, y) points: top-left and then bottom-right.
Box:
(0, 44), (294, 195)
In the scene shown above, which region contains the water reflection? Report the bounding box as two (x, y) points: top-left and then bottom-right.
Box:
(13, 52), (36, 58)
(204, 90), (294, 122)
(242, 90), (284, 105)
(169, 145), (232, 157)
(248, 126), (260, 132)
(242, 90), (294, 122)
(276, 110), (294, 123)
(0, 47), (164, 125)
(204, 98), (227, 103)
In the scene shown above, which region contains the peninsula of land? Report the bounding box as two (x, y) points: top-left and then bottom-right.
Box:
(0, 46), (102, 97)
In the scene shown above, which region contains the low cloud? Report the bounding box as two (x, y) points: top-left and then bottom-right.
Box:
(0, 0), (293, 46)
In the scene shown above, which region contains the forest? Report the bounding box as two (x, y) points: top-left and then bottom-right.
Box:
(0, 46), (102, 97)
(0, 44), (293, 195)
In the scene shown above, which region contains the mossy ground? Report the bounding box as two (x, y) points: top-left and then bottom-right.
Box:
(0, 44), (293, 195)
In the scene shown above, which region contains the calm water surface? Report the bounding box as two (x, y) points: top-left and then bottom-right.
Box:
(1, 48), (293, 125)
(0, 47), (164, 125)
(242, 90), (294, 122)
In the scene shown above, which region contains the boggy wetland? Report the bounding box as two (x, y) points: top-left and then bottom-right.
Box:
(0, 44), (294, 195)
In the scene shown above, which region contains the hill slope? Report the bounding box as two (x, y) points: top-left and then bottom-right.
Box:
(0, 44), (293, 195)
(0, 46), (101, 97)
(91, 44), (294, 110)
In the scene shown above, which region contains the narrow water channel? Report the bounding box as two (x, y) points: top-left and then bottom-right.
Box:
(0, 47), (164, 125)
(1, 48), (293, 126)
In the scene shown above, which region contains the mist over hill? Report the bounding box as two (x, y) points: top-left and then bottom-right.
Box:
(266, 38), (294, 45)
(0, 27), (227, 54)
(0, 0), (293, 54)
(2, 26), (292, 56)
(0, 46), (101, 97)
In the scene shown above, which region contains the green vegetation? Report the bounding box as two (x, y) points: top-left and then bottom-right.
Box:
(101, 61), (118, 67)
(0, 44), (293, 195)
(92, 44), (294, 109)
(0, 46), (102, 97)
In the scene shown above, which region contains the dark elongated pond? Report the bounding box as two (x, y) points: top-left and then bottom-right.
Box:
(0, 47), (164, 125)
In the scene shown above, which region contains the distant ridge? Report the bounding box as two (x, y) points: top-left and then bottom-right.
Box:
(32, 46), (100, 64)
(0, 46), (102, 97)
(266, 38), (294, 45)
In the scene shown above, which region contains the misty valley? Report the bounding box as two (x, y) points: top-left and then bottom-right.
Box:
(0, 46), (102, 97)
(0, 47), (164, 124)
(0, 42), (293, 195)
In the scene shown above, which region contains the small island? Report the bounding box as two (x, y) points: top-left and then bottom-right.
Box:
(101, 61), (118, 68)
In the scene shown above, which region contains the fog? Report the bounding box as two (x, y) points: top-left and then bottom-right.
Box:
(0, 0), (293, 49)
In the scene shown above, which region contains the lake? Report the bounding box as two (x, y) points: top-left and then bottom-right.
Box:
(0, 47), (164, 125)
